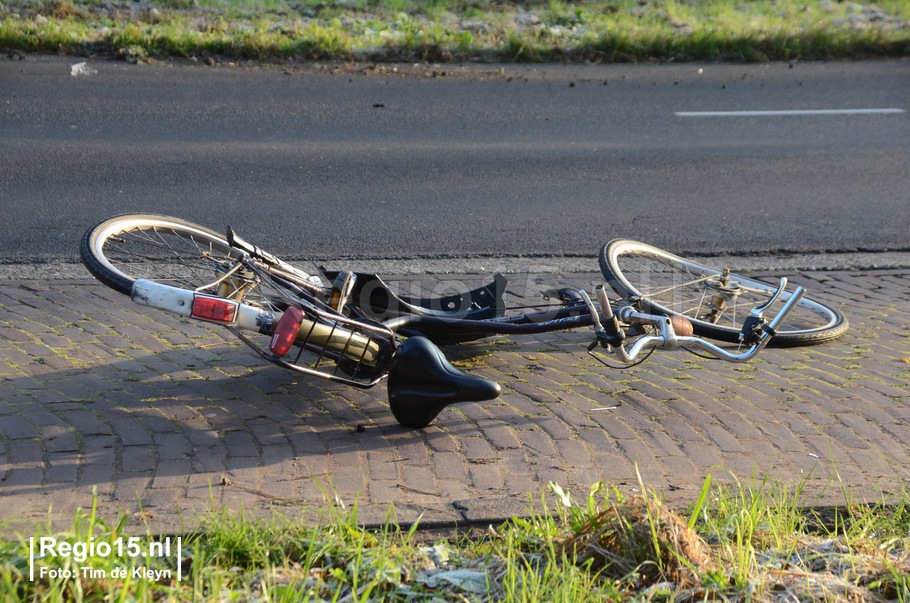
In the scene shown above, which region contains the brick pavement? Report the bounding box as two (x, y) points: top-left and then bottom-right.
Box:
(0, 268), (908, 534)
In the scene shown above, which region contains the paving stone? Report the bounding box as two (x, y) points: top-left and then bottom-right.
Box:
(1, 416), (39, 440)
(0, 465), (44, 488)
(79, 456), (117, 485)
(109, 417), (154, 447)
(535, 414), (581, 443)
(679, 440), (729, 470)
(556, 437), (592, 467)
(755, 419), (812, 454)
(222, 431), (260, 458)
(43, 426), (79, 454)
(468, 462), (505, 492)
(423, 429), (460, 454)
(121, 447), (157, 473)
(702, 422), (747, 453)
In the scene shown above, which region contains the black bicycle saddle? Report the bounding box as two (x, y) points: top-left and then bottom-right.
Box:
(387, 337), (501, 429)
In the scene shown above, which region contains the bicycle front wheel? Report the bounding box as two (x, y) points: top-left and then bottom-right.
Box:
(599, 240), (848, 347)
(81, 214), (277, 307)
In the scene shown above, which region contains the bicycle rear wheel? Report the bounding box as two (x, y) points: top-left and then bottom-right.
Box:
(82, 214), (397, 385)
(81, 214), (281, 310)
(599, 239), (848, 347)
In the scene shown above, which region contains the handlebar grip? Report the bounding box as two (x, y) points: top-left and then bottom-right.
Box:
(670, 315), (694, 337)
(594, 285), (614, 320)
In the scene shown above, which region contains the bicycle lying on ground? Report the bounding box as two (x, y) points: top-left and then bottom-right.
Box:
(81, 214), (848, 428)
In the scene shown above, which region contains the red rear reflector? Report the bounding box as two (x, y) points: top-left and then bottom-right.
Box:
(270, 306), (304, 357)
(191, 296), (238, 323)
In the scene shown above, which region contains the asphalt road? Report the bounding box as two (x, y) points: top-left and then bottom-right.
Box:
(1, 57), (908, 267)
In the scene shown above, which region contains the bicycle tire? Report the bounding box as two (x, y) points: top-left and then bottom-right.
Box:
(81, 214), (257, 297)
(599, 239), (848, 347)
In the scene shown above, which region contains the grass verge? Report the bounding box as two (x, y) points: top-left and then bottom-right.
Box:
(2, 476), (909, 601)
(1, 0), (909, 64)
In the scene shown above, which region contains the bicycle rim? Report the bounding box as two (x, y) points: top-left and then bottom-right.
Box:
(599, 239), (848, 347)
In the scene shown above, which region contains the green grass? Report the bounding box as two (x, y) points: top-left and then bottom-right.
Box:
(1, 0), (909, 63)
(3, 476), (909, 601)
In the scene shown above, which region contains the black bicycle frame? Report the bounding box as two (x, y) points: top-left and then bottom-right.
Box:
(383, 303), (597, 341)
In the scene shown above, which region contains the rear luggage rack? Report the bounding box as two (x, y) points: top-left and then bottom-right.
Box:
(230, 303), (397, 388)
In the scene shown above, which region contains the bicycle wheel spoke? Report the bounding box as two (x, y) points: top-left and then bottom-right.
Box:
(111, 228), (290, 312)
(636, 273), (716, 299)
(104, 227), (234, 288)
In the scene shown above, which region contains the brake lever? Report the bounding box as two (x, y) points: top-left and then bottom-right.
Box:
(738, 280), (806, 345)
(579, 289), (607, 346)
(750, 277), (788, 316)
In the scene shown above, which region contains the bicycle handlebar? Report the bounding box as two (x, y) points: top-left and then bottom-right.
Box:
(582, 278), (806, 364)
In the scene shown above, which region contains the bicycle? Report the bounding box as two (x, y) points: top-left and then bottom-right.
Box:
(80, 214), (848, 428)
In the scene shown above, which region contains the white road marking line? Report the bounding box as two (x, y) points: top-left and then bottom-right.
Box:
(675, 108), (906, 117)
